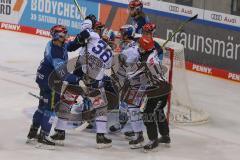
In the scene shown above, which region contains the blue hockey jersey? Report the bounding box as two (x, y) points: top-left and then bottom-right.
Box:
(132, 15), (149, 34)
(36, 40), (80, 88)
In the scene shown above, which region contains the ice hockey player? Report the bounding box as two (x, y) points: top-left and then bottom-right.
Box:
(142, 22), (164, 63)
(137, 35), (171, 152)
(72, 19), (115, 149)
(111, 24), (145, 149)
(50, 14), (99, 142)
(128, 0), (149, 34)
(26, 25), (82, 149)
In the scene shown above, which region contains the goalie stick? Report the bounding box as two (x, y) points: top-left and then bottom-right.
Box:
(162, 14), (198, 48)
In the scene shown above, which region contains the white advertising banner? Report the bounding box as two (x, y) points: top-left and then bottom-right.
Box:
(204, 10), (240, 28)
(106, 0), (240, 28)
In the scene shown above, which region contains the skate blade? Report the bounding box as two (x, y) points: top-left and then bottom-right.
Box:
(52, 140), (64, 146)
(96, 143), (112, 149)
(26, 139), (37, 145)
(35, 143), (55, 150)
(130, 143), (144, 149)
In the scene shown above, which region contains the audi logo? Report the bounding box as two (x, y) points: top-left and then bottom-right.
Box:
(211, 14), (222, 21)
(169, 5), (179, 12)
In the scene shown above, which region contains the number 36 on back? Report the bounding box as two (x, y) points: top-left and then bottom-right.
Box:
(92, 40), (113, 63)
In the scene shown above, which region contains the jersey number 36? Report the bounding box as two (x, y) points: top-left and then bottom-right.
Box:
(92, 40), (112, 63)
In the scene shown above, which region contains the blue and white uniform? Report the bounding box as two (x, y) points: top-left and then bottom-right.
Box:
(33, 40), (80, 136)
(116, 40), (144, 134)
(76, 28), (114, 134)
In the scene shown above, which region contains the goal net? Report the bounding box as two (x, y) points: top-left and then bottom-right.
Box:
(154, 38), (209, 125)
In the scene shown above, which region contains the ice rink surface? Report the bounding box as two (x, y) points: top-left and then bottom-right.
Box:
(0, 30), (240, 160)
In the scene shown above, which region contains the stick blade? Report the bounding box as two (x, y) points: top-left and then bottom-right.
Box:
(188, 14), (198, 22)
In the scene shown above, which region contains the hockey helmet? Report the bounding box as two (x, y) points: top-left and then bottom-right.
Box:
(102, 28), (116, 49)
(80, 19), (93, 31)
(94, 21), (105, 36)
(50, 25), (68, 40)
(85, 14), (97, 28)
(120, 24), (135, 39)
(143, 23), (156, 35)
(138, 35), (155, 53)
(129, 0), (143, 11)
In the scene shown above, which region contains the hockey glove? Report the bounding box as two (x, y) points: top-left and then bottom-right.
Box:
(64, 73), (81, 85)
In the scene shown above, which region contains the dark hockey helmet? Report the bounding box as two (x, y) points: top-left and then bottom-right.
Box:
(50, 25), (68, 40)
(120, 24), (135, 39)
(94, 21), (105, 36)
(138, 35), (155, 53)
(85, 14), (97, 28)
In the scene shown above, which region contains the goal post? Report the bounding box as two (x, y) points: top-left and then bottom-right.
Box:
(154, 38), (209, 125)
(110, 34), (209, 125)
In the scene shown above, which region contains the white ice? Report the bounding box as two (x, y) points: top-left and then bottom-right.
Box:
(0, 30), (240, 160)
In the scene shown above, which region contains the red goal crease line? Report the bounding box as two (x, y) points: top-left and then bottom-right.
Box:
(0, 22), (239, 83)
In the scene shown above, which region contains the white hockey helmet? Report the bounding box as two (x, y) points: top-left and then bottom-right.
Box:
(80, 19), (92, 31)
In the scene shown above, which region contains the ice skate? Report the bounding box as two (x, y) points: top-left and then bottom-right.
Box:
(96, 133), (112, 149)
(26, 125), (39, 145)
(158, 135), (171, 147)
(124, 131), (135, 140)
(36, 131), (55, 150)
(143, 139), (159, 153)
(109, 123), (121, 133)
(50, 129), (65, 146)
(129, 132), (144, 149)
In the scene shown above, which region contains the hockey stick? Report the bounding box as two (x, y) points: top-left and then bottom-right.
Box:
(73, 0), (91, 93)
(162, 14), (198, 48)
(73, 0), (85, 20)
(28, 92), (42, 100)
